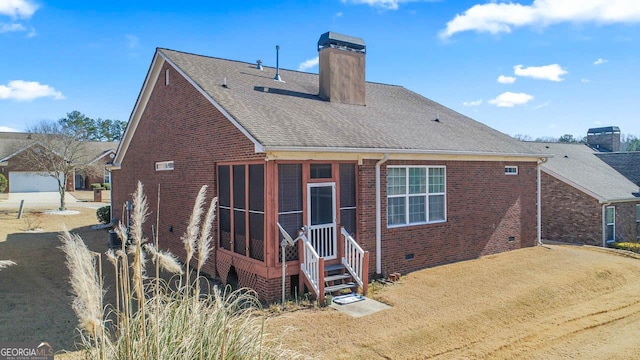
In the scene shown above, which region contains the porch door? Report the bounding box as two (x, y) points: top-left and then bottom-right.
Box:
(307, 182), (337, 260)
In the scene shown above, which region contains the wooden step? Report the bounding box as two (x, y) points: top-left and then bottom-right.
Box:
(324, 282), (356, 294)
(324, 273), (352, 283)
(324, 264), (345, 273)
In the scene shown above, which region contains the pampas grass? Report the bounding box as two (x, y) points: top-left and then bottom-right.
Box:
(61, 182), (301, 360)
(0, 260), (16, 270)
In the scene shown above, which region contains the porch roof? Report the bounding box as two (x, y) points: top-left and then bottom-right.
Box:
(159, 48), (543, 158)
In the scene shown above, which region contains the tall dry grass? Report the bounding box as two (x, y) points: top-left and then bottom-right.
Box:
(60, 181), (302, 360)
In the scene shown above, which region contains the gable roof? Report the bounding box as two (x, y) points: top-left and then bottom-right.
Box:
(117, 48), (545, 164)
(0, 132), (118, 164)
(529, 142), (639, 202)
(595, 152), (640, 187)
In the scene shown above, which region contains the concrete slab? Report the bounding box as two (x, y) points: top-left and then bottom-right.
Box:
(329, 296), (391, 318)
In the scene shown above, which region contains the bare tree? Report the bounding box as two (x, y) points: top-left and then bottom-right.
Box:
(22, 121), (101, 210)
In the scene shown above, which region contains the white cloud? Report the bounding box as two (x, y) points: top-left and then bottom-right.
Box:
(0, 80), (65, 101)
(581, 78), (590, 83)
(0, 125), (19, 132)
(440, 0), (640, 39)
(336, 11), (343, 17)
(489, 92), (533, 107)
(0, 0), (38, 19)
(463, 99), (483, 107)
(497, 75), (516, 84)
(531, 101), (550, 110)
(514, 64), (567, 82)
(593, 58), (608, 65)
(125, 34), (139, 49)
(341, 0), (432, 10)
(297, 56), (319, 72)
(0, 22), (24, 32)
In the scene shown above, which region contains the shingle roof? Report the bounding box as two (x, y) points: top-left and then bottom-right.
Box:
(0, 132), (117, 164)
(159, 48), (541, 157)
(595, 152), (640, 187)
(529, 142), (639, 201)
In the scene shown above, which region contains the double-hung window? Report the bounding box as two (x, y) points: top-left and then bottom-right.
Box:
(387, 166), (446, 227)
(605, 206), (615, 243)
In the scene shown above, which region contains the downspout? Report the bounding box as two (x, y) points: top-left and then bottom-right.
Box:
(375, 153), (389, 275)
(537, 158), (547, 246)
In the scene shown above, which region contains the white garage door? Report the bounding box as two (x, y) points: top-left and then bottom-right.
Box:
(9, 172), (62, 193)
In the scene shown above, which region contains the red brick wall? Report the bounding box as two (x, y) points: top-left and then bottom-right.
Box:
(111, 61), (264, 281)
(612, 202), (640, 243)
(541, 172), (640, 245)
(358, 160), (538, 277)
(541, 172), (602, 245)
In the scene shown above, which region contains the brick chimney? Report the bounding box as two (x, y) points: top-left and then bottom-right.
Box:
(587, 126), (621, 152)
(317, 31), (366, 106)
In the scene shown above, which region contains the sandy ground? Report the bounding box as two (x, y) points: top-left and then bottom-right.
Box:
(2, 208), (640, 359)
(267, 245), (640, 359)
(0, 207), (113, 355)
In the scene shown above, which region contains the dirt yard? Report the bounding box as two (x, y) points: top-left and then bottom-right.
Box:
(0, 206), (112, 354)
(2, 208), (640, 359)
(267, 245), (640, 359)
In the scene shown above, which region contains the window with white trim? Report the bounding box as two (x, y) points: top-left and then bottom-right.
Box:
(505, 166), (518, 175)
(387, 166), (446, 227)
(605, 206), (615, 243)
(103, 168), (111, 184)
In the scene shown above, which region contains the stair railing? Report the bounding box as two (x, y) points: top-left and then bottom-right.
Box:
(341, 227), (369, 296)
(300, 232), (325, 300)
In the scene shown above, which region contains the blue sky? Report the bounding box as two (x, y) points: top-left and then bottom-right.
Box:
(1, 0), (639, 139)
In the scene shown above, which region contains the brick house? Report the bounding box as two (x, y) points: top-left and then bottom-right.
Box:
(111, 32), (547, 302)
(530, 141), (640, 246)
(0, 132), (117, 193)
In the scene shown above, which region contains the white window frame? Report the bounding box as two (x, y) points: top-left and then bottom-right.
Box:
(605, 206), (615, 243)
(103, 168), (111, 184)
(387, 165), (446, 228)
(505, 166), (518, 175)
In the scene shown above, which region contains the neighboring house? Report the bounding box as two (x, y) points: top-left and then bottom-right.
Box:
(596, 152), (640, 188)
(0, 132), (117, 193)
(530, 141), (640, 246)
(111, 32), (548, 302)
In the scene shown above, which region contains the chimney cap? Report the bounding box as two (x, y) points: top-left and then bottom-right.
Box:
(318, 31), (366, 53)
(587, 126), (620, 135)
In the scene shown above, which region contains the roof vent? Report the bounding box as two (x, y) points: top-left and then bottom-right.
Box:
(274, 45), (283, 82)
(257, 59), (263, 71)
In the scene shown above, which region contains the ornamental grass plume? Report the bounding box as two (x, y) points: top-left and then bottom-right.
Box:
(0, 260), (16, 270)
(58, 228), (105, 359)
(182, 185), (207, 291)
(61, 182), (301, 360)
(144, 243), (183, 275)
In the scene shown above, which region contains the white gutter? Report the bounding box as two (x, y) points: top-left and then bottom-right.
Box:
(537, 158), (548, 245)
(375, 153), (389, 275)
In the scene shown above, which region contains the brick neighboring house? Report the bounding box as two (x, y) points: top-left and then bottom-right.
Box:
(111, 32), (548, 302)
(0, 132), (117, 193)
(531, 141), (640, 246)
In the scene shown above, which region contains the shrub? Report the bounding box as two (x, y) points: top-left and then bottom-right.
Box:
(61, 182), (299, 360)
(90, 183), (103, 190)
(0, 173), (7, 193)
(102, 183), (111, 190)
(611, 242), (640, 253)
(96, 206), (111, 224)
